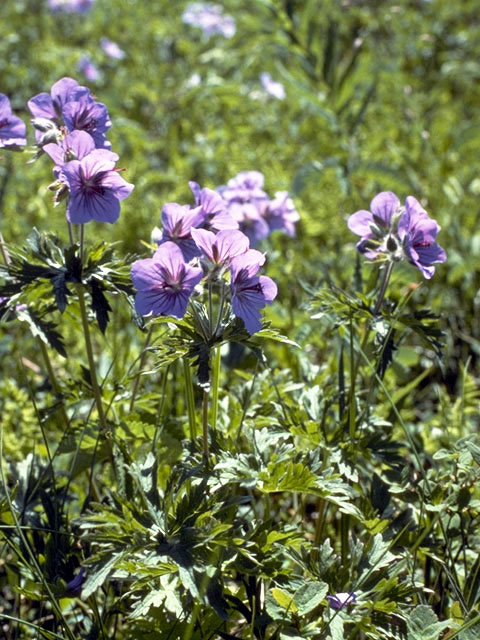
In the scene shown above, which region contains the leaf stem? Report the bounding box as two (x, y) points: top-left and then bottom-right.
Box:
(183, 357), (197, 442)
(76, 282), (108, 433)
(129, 323), (154, 412)
(211, 346), (221, 433)
(202, 388), (210, 464)
(373, 259), (394, 315)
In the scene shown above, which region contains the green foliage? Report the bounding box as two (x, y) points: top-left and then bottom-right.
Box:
(1, 0), (480, 638)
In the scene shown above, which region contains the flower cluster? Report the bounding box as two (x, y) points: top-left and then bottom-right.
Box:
(348, 191), (446, 279)
(218, 171), (299, 246)
(132, 183), (278, 335)
(182, 3), (236, 38)
(28, 77), (133, 224)
(0, 94), (26, 148)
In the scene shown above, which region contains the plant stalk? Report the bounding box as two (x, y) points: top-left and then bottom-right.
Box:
(183, 357), (197, 442)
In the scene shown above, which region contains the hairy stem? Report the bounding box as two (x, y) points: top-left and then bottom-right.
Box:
(202, 388), (210, 464)
(211, 346), (221, 433)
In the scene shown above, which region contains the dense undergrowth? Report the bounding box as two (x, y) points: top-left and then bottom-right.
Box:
(1, 1), (480, 639)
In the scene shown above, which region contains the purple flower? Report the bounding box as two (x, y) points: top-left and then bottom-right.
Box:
(397, 196), (446, 279)
(100, 38), (125, 60)
(230, 249), (277, 334)
(0, 94), (26, 148)
(28, 77), (84, 121)
(131, 242), (204, 319)
(263, 191), (299, 237)
(47, 0), (94, 13)
(61, 150), (133, 224)
(78, 56), (100, 82)
(348, 191), (446, 278)
(348, 191), (401, 259)
(189, 181), (238, 231)
(260, 72), (286, 100)
(191, 228), (249, 266)
(182, 3), (236, 38)
(43, 130), (97, 174)
(65, 568), (86, 596)
(158, 202), (205, 261)
(220, 171), (268, 203)
(326, 592), (356, 609)
(62, 92), (111, 149)
(228, 201), (270, 246)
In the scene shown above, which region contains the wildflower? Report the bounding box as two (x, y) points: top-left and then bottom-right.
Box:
(191, 228), (249, 266)
(158, 202), (204, 261)
(28, 77), (85, 122)
(326, 592), (356, 609)
(347, 191), (401, 259)
(348, 191), (446, 278)
(78, 56), (100, 82)
(182, 3), (236, 38)
(0, 94), (26, 148)
(260, 72), (286, 100)
(61, 149), (133, 224)
(100, 38), (125, 60)
(189, 181), (238, 231)
(62, 91), (111, 148)
(397, 196), (446, 279)
(263, 191), (299, 237)
(43, 130), (97, 172)
(131, 242), (204, 319)
(220, 171), (268, 203)
(230, 249), (277, 334)
(65, 568), (86, 596)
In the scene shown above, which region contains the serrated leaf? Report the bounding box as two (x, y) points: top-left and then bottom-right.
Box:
(406, 605), (452, 640)
(81, 552), (125, 599)
(294, 581), (328, 616)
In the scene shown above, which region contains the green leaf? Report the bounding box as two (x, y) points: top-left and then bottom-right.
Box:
(81, 552), (125, 599)
(406, 605), (452, 640)
(294, 581), (328, 616)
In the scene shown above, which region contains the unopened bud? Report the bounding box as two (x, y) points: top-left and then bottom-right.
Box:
(31, 117), (56, 133)
(386, 235), (398, 252)
(150, 226), (163, 244)
(53, 184), (69, 205)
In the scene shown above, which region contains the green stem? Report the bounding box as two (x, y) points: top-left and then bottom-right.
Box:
(67, 221), (74, 246)
(373, 260), (394, 315)
(211, 346), (221, 433)
(183, 358), (197, 442)
(38, 338), (71, 430)
(129, 324), (154, 412)
(79, 222), (85, 265)
(76, 282), (108, 432)
(213, 281), (226, 337)
(202, 388), (210, 464)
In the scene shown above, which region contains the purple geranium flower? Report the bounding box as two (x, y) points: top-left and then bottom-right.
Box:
(28, 77), (84, 121)
(182, 3), (236, 38)
(62, 92), (111, 149)
(65, 567), (86, 596)
(78, 56), (100, 82)
(260, 72), (286, 100)
(263, 191), (299, 237)
(230, 249), (277, 334)
(100, 38), (125, 60)
(326, 592), (356, 609)
(398, 196), (446, 279)
(191, 228), (249, 266)
(43, 130), (98, 174)
(220, 171), (268, 203)
(0, 94), (26, 148)
(348, 191), (401, 259)
(158, 202), (205, 261)
(131, 242), (204, 319)
(189, 181), (238, 231)
(61, 149), (133, 224)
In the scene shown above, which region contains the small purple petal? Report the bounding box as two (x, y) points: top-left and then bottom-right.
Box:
(370, 191), (400, 226)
